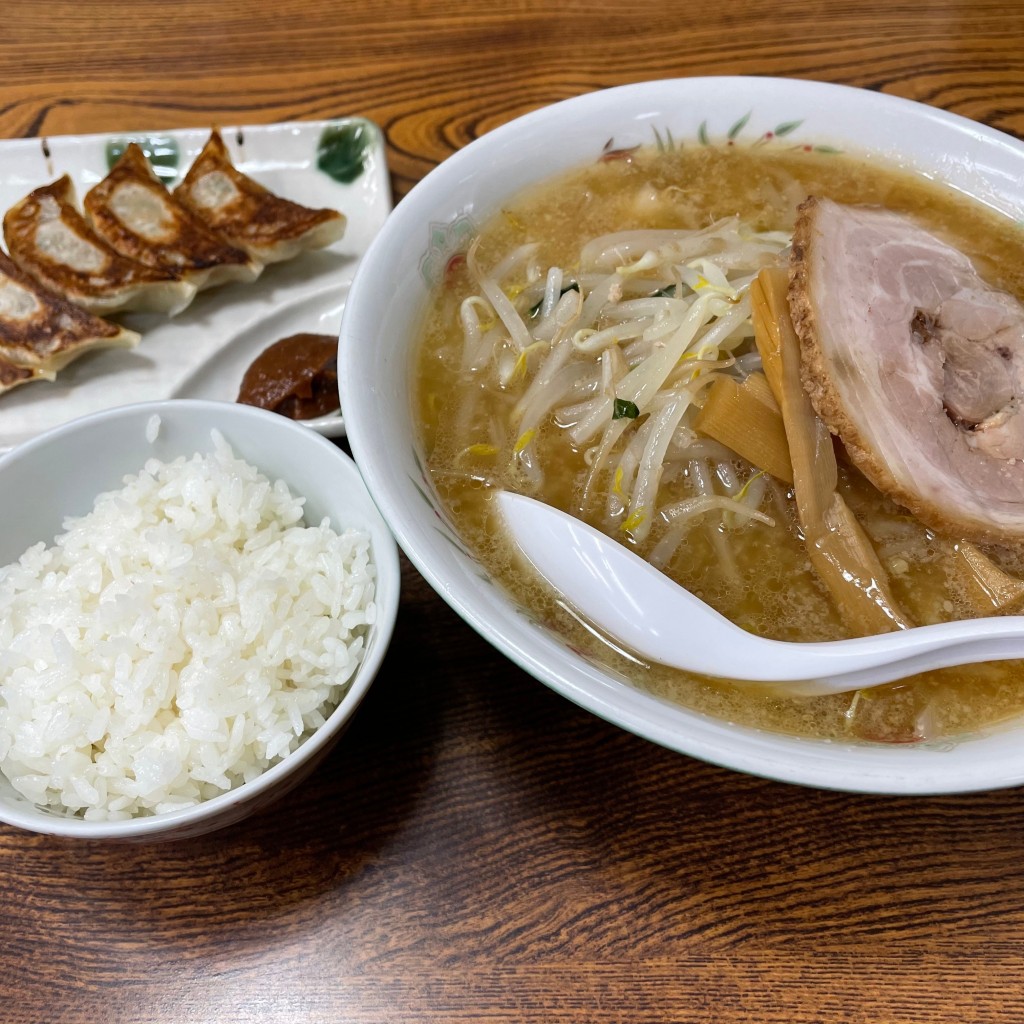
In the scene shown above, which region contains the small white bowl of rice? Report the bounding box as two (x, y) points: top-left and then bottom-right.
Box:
(0, 399), (399, 840)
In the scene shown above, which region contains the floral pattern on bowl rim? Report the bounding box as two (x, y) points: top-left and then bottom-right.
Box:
(419, 112), (840, 290)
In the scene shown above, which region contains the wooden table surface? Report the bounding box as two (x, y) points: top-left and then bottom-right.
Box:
(4, 2), (1024, 1021)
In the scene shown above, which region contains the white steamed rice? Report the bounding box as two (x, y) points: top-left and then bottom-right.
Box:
(0, 430), (376, 821)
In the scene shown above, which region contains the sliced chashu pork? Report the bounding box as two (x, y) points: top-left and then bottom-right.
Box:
(790, 196), (1024, 545)
(4, 175), (196, 316)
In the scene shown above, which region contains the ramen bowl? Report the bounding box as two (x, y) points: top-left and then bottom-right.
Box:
(0, 399), (400, 839)
(339, 77), (1024, 794)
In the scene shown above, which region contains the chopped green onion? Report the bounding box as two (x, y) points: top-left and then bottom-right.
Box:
(613, 398), (640, 420)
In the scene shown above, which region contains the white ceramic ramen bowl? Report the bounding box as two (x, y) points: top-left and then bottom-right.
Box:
(0, 399), (400, 840)
(339, 77), (1024, 794)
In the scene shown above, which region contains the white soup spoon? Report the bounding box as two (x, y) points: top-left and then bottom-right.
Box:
(496, 490), (1024, 697)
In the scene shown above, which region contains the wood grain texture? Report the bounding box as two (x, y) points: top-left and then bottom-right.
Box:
(3, 1), (1024, 199)
(3, 1), (1024, 1021)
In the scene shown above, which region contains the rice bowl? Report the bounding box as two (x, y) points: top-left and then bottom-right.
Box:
(0, 400), (400, 839)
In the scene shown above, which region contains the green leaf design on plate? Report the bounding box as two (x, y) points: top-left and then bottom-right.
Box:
(317, 120), (375, 184)
(814, 144), (843, 154)
(774, 119), (804, 137)
(727, 112), (751, 140)
(106, 135), (181, 182)
(697, 120), (710, 146)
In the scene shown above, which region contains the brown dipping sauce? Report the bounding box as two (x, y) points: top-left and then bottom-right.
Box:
(237, 332), (339, 419)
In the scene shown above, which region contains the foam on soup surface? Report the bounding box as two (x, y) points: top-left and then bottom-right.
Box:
(414, 144), (1024, 744)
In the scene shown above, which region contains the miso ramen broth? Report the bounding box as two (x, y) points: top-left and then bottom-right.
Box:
(414, 144), (1024, 743)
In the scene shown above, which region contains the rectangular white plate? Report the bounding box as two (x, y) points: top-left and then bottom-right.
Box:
(0, 117), (392, 451)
